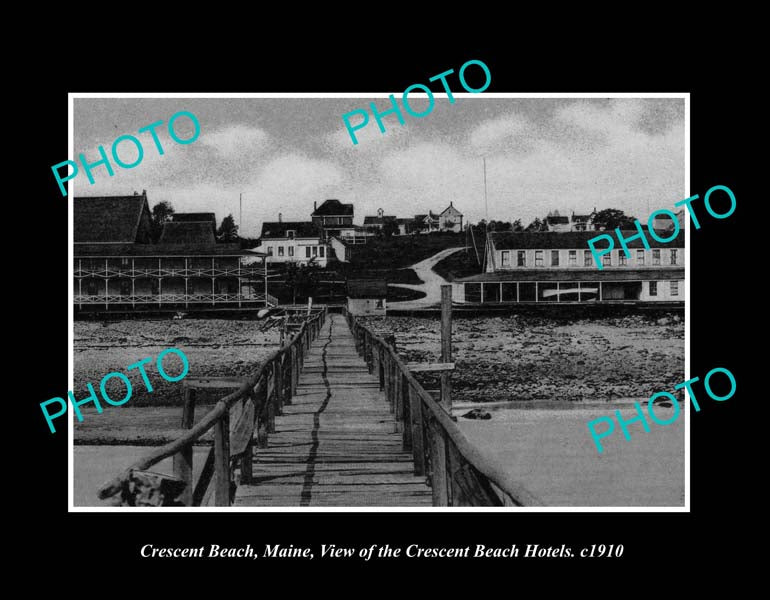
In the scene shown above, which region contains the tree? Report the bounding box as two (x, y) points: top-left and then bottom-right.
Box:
(285, 263), (320, 304)
(382, 219), (399, 237)
(217, 214), (239, 242)
(150, 201), (174, 242)
(591, 209), (637, 231)
(512, 219), (524, 232)
(525, 217), (547, 232)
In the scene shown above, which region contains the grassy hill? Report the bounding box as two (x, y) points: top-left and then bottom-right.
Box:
(346, 233), (467, 269)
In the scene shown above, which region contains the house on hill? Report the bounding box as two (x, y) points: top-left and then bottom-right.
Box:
(439, 202), (463, 232)
(570, 210), (595, 232)
(414, 203), (463, 233)
(545, 211), (570, 232)
(364, 208), (397, 231)
(347, 279), (387, 316)
(74, 192), (272, 311)
(311, 199), (356, 240)
(255, 217), (329, 267)
(452, 230), (684, 304)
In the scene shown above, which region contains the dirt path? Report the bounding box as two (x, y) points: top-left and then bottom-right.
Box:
(388, 247), (464, 309)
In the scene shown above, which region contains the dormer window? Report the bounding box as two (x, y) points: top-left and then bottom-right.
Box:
(286, 230), (296, 239)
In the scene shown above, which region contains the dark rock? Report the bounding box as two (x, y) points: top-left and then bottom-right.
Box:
(461, 408), (492, 420)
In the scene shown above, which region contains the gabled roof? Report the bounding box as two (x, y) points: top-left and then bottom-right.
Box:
(159, 222), (217, 245)
(440, 203), (462, 216)
(74, 195), (150, 243)
(74, 242), (246, 256)
(260, 221), (319, 238)
(347, 279), (388, 298)
(488, 230), (685, 250)
(414, 214), (427, 221)
(546, 215), (570, 225)
(363, 215), (397, 225)
(312, 199), (354, 216)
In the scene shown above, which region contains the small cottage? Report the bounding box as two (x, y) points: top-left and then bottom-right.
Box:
(347, 279), (387, 316)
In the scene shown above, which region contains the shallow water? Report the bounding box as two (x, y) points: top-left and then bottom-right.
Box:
(458, 405), (685, 506)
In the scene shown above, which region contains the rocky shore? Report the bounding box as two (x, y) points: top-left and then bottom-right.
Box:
(361, 314), (684, 404)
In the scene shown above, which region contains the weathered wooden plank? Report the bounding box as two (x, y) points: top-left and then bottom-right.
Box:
(173, 386), (196, 506)
(213, 413), (230, 506)
(429, 418), (449, 506)
(440, 285), (452, 410)
(183, 376), (250, 389)
(406, 362), (456, 373)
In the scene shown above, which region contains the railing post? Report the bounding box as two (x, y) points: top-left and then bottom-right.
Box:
(290, 345), (298, 398)
(267, 367), (276, 434)
(255, 379), (269, 449)
(440, 285), (452, 412)
(429, 418), (449, 506)
(401, 374), (411, 449)
(378, 349), (385, 391)
(173, 385), (196, 506)
(408, 387), (425, 475)
(274, 360), (284, 415)
(213, 412), (231, 506)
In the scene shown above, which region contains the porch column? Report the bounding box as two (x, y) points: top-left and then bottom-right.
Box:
(105, 259), (109, 310)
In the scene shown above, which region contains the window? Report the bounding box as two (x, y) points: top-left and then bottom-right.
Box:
(312, 246), (318, 257)
(375, 299), (384, 309)
(319, 246), (325, 258)
(517, 251), (526, 267)
(569, 250), (577, 266)
(501, 251), (510, 267)
(87, 280), (98, 295)
(551, 250), (559, 266)
(286, 230), (296, 239)
(602, 253), (611, 267)
(278, 246), (284, 256)
(653, 249), (661, 265)
(306, 247), (311, 258)
(670, 249), (678, 265)
(535, 250), (544, 266)
(637, 249), (645, 265)
(121, 257), (130, 267)
(649, 281), (658, 296)
(670, 281), (679, 296)
(120, 280), (131, 296)
(267, 246), (273, 256)
(288, 246), (294, 257)
(619, 252), (627, 266)
(584, 250), (592, 266)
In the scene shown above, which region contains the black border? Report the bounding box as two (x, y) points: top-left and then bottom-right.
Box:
(25, 43), (745, 579)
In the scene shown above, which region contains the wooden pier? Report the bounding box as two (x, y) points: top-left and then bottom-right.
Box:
(98, 297), (541, 508)
(235, 315), (432, 506)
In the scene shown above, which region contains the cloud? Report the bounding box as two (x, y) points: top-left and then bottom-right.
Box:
(199, 124), (269, 158)
(468, 114), (530, 154)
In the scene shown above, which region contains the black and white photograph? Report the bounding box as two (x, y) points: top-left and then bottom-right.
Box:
(69, 94), (687, 509)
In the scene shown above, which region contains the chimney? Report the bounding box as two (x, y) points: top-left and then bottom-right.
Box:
(133, 190), (138, 196)
(142, 189), (147, 197)
(378, 208), (384, 218)
(278, 212), (282, 223)
(314, 201), (317, 210)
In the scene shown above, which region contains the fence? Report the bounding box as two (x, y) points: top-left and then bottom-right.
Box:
(97, 307), (327, 506)
(346, 311), (542, 507)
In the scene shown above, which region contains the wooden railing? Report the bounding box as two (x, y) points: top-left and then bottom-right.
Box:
(96, 307), (328, 506)
(346, 312), (543, 507)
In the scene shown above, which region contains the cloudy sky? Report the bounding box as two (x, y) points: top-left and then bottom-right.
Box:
(73, 96), (685, 238)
